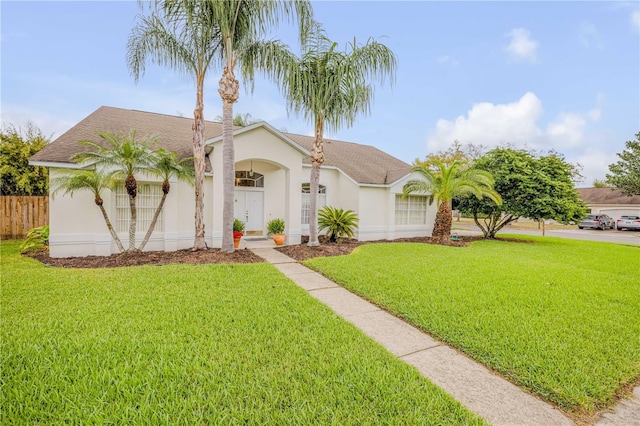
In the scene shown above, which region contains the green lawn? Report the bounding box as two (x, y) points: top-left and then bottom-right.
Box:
(1, 241), (484, 425)
(305, 236), (640, 415)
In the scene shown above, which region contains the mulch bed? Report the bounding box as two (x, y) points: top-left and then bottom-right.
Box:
(24, 234), (525, 269)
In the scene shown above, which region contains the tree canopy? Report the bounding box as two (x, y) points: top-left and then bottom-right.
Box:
(0, 123), (50, 196)
(606, 132), (640, 196)
(457, 148), (587, 238)
(413, 140), (485, 170)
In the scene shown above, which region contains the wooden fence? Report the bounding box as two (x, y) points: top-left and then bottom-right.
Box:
(0, 196), (49, 239)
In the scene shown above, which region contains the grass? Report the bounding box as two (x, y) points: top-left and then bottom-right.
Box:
(304, 236), (640, 415)
(1, 240), (484, 425)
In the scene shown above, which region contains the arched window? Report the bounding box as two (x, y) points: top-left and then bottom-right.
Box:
(301, 183), (327, 225)
(235, 171), (264, 188)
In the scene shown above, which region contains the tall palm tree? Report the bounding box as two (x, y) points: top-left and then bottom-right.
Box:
(189, 0), (313, 252)
(72, 131), (157, 251)
(278, 21), (397, 246)
(403, 160), (502, 244)
(127, 1), (222, 250)
(138, 149), (194, 251)
(50, 169), (126, 253)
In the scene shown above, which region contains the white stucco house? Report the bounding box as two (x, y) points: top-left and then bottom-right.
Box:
(31, 106), (436, 257)
(576, 187), (640, 220)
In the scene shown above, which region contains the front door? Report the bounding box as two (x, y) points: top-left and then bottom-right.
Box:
(234, 190), (264, 235)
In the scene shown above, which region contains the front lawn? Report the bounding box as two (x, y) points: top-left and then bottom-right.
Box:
(305, 236), (640, 415)
(1, 241), (484, 425)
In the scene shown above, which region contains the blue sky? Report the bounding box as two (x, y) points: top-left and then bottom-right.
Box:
(2, 1), (639, 187)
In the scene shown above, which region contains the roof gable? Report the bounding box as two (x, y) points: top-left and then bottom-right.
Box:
(31, 106), (411, 185)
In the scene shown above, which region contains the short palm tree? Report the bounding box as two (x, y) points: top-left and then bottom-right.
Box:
(72, 131), (157, 251)
(128, 1), (222, 250)
(138, 149), (194, 251)
(278, 21), (396, 246)
(403, 160), (502, 244)
(317, 206), (359, 243)
(192, 0), (313, 253)
(51, 169), (125, 253)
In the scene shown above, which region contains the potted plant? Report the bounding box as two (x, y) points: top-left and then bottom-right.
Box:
(233, 218), (245, 249)
(266, 218), (286, 246)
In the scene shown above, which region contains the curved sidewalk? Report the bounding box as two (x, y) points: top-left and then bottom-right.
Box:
(250, 246), (639, 426)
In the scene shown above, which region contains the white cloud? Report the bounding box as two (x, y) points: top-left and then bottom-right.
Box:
(505, 28), (538, 62)
(579, 22), (603, 49)
(632, 10), (640, 32)
(426, 92), (608, 184)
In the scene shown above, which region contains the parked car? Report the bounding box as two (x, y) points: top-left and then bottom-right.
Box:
(616, 215), (640, 231)
(578, 214), (615, 230)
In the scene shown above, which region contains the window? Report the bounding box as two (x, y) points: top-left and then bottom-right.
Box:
(301, 183), (327, 225)
(235, 171), (264, 187)
(116, 183), (164, 233)
(395, 194), (427, 225)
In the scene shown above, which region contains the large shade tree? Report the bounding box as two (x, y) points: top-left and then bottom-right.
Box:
(0, 123), (50, 196)
(181, 0), (313, 252)
(456, 148), (587, 238)
(72, 131), (158, 251)
(403, 160), (502, 244)
(278, 21), (397, 246)
(128, 1), (222, 250)
(606, 132), (640, 196)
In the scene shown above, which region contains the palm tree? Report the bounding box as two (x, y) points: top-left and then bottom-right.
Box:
(190, 0), (313, 252)
(403, 160), (502, 244)
(127, 1), (222, 250)
(278, 21), (397, 246)
(51, 169), (126, 253)
(72, 131), (157, 251)
(138, 149), (194, 251)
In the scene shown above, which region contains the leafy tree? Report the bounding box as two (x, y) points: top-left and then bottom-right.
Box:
(403, 160), (501, 244)
(138, 149), (194, 251)
(72, 131), (158, 251)
(317, 206), (359, 243)
(606, 132), (640, 196)
(278, 21), (397, 246)
(51, 169), (126, 253)
(457, 148), (587, 238)
(414, 140), (485, 170)
(215, 112), (261, 127)
(0, 123), (50, 196)
(592, 178), (610, 188)
(128, 0), (221, 250)
(191, 0), (313, 253)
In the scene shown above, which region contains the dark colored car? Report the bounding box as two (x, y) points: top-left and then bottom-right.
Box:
(578, 214), (615, 230)
(616, 215), (640, 231)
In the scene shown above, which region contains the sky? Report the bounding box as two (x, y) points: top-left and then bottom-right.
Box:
(1, 0), (639, 187)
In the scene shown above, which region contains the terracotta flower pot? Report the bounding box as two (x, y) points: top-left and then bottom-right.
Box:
(233, 237), (241, 249)
(273, 234), (285, 246)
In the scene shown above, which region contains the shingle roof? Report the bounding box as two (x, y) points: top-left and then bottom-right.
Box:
(577, 187), (640, 205)
(31, 106), (411, 185)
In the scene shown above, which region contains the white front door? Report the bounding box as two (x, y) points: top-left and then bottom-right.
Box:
(234, 190), (264, 235)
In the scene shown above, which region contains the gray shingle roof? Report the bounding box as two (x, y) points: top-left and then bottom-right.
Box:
(577, 187), (640, 205)
(31, 106), (411, 185)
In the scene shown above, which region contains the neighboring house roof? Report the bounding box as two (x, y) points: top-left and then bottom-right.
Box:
(31, 106), (411, 185)
(577, 187), (640, 205)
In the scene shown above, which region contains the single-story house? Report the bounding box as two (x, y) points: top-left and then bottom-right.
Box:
(576, 187), (640, 219)
(31, 106), (436, 257)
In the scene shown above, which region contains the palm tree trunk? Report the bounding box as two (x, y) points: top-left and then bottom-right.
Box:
(128, 194), (137, 251)
(432, 201), (453, 244)
(96, 201), (125, 253)
(219, 64), (239, 253)
(192, 75), (207, 250)
(138, 192), (167, 252)
(307, 116), (325, 247)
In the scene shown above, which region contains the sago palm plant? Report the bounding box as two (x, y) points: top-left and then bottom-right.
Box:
(317, 206), (359, 243)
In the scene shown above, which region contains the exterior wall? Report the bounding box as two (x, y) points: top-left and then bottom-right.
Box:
(586, 204), (640, 220)
(208, 127), (304, 247)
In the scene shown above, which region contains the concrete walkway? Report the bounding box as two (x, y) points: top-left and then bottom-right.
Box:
(249, 244), (640, 426)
